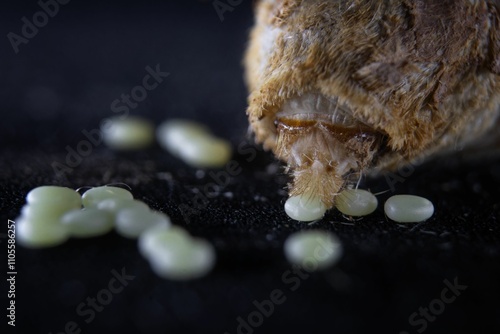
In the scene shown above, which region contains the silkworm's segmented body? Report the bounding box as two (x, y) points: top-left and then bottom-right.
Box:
(245, 0), (500, 208)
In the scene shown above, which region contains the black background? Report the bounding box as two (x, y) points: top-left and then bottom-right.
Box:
(1, 1), (500, 334)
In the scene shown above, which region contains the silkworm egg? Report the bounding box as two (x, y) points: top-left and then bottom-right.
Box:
(115, 208), (171, 239)
(284, 230), (342, 271)
(61, 208), (114, 238)
(156, 119), (232, 168)
(96, 198), (149, 215)
(101, 116), (154, 150)
(27, 185), (81, 210)
(82, 186), (133, 208)
(179, 138), (232, 168)
(284, 194), (327, 222)
(147, 236), (216, 280)
(156, 119), (209, 156)
(384, 195), (434, 223)
(138, 224), (190, 258)
(335, 189), (378, 216)
(16, 218), (69, 248)
(21, 202), (77, 222)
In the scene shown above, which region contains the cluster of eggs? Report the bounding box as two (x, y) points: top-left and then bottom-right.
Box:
(17, 185), (215, 280)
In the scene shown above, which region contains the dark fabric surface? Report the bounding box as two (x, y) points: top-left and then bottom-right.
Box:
(1, 1), (500, 334)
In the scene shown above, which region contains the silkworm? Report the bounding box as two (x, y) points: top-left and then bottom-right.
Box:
(245, 0), (500, 209)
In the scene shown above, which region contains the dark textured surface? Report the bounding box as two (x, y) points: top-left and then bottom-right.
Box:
(1, 2), (500, 334)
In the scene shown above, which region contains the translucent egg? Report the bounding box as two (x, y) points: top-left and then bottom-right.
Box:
(96, 198), (149, 215)
(61, 208), (114, 238)
(101, 116), (155, 150)
(115, 208), (171, 239)
(82, 186), (133, 208)
(138, 224), (190, 258)
(156, 119), (232, 168)
(335, 189), (378, 216)
(156, 119), (209, 157)
(138, 224), (216, 280)
(284, 194), (327, 221)
(284, 230), (342, 271)
(147, 237), (216, 280)
(180, 138), (232, 168)
(16, 218), (69, 248)
(26, 185), (81, 210)
(384, 195), (434, 223)
(21, 202), (77, 222)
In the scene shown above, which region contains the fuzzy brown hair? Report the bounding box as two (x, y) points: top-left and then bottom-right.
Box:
(245, 0), (500, 208)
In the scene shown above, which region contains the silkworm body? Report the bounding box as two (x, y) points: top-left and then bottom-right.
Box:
(245, 0), (500, 208)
